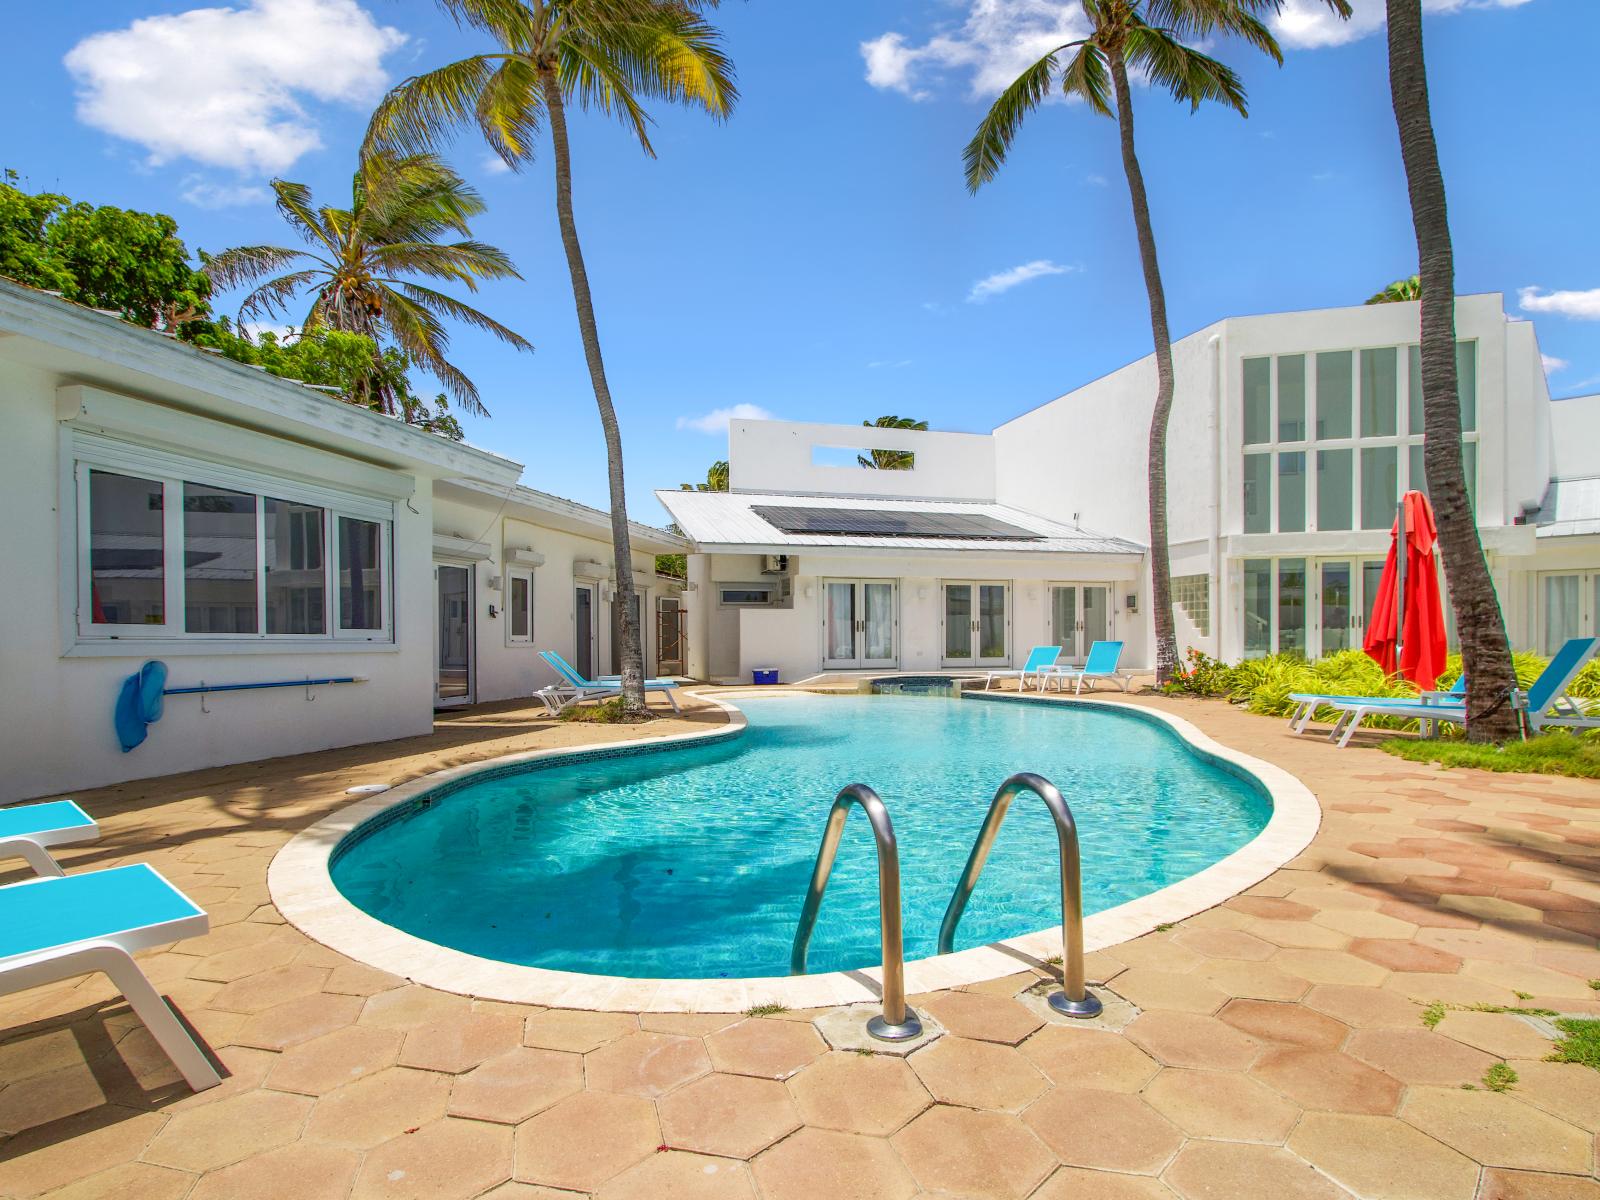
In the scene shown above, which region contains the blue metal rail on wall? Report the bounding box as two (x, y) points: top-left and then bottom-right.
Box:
(116, 660), (367, 752)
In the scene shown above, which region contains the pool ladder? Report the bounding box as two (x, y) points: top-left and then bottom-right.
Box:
(790, 771), (1101, 1043)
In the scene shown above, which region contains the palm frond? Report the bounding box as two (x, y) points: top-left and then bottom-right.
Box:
(373, 241), (522, 286)
(271, 180), (338, 254)
(364, 55), (508, 159)
(558, 36), (657, 154)
(1062, 41), (1113, 118)
(1125, 19), (1249, 114)
(395, 281), (534, 353)
(234, 269), (328, 323)
(474, 56), (545, 166)
(202, 244), (312, 292)
(379, 287), (488, 416)
(963, 46), (1067, 191)
(601, 4), (738, 118)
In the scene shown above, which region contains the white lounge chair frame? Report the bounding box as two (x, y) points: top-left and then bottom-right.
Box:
(983, 646), (1062, 692)
(0, 800), (99, 878)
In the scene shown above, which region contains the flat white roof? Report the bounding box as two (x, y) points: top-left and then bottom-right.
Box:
(656, 489), (1143, 556)
(1534, 476), (1600, 538)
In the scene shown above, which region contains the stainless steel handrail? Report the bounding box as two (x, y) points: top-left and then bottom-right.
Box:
(790, 784), (923, 1042)
(937, 772), (1102, 1019)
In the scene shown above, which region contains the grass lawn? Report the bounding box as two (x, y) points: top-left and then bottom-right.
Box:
(1380, 731), (1600, 779)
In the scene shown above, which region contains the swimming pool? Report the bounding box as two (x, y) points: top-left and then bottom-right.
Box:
(330, 694), (1273, 979)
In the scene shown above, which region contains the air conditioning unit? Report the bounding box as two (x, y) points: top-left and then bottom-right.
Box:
(761, 555), (790, 575)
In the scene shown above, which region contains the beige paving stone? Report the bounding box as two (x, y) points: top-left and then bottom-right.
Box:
(1463, 959), (1600, 1000)
(1191, 958), (1312, 1002)
(1111, 937), (1205, 972)
(1032, 1168), (1179, 1199)
(1024, 1088), (1184, 1174)
(31, 1160), (195, 1200)
(1501, 1059), (1600, 1132)
(1021, 1025), (1162, 1090)
(476, 1185), (580, 1200)
(359, 985), (472, 1032)
(0, 1063), (113, 1135)
(209, 964), (329, 1014)
(1438, 895), (1546, 923)
(1172, 927), (1278, 961)
(1144, 1069), (1301, 1143)
(0, 1107), (167, 1197)
(1477, 1168), (1600, 1199)
(1345, 1027), (1495, 1087)
(447, 1046), (583, 1124)
(1270, 949), (1389, 987)
(513, 1089), (660, 1192)
(1383, 972), (1520, 1008)
(1401, 1086), (1592, 1172)
(322, 963), (406, 997)
(582, 1030), (711, 1098)
(1250, 1048), (1403, 1115)
(1111, 969), (1227, 1014)
(1312, 908), (1420, 939)
(351, 1117), (513, 1200)
(188, 940), (299, 985)
(1217, 998), (1348, 1049)
(187, 1141), (361, 1200)
(787, 1051), (931, 1136)
(1125, 1012), (1262, 1071)
(398, 1011), (523, 1075)
(917, 989), (1044, 1044)
(1248, 920), (1355, 951)
(231, 991), (365, 1051)
(754, 1126), (917, 1200)
(141, 1088), (313, 1172)
(594, 1150), (757, 1200)
(892, 1105), (1055, 1199)
(658, 1071), (799, 1158)
(1288, 1111), (1481, 1200)
(907, 1035), (1047, 1112)
(705, 1017), (825, 1080)
(520, 1007), (636, 1053)
(301, 1066), (453, 1149)
(264, 1024), (402, 1095)
(1162, 1141), (1352, 1200)
(1434, 1011), (1556, 1060)
(639, 1011), (739, 1036)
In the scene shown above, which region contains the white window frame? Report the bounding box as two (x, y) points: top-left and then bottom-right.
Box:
(718, 582), (777, 608)
(505, 566), (535, 646)
(1240, 341), (1479, 537)
(70, 432), (395, 649)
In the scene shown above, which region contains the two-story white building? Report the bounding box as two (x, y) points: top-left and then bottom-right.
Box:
(661, 294), (1600, 683)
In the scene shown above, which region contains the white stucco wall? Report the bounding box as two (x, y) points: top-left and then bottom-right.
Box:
(727, 419), (998, 501)
(0, 358), (436, 803)
(1549, 394), (1600, 480)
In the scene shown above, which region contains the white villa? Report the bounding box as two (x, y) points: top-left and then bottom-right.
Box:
(661, 293), (1600, 684)
(3, 279), (1597, 800)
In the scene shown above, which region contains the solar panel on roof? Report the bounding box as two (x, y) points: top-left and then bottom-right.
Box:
(750, 505), (1044, 540)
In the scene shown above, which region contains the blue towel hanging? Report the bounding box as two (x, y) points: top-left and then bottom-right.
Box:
(114, 660), (168, 752)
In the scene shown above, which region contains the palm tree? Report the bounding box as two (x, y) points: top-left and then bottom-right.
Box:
(964, 0), (1349, 685)
(205, 151), (531, 417)
(1384, 0), (1518, 740)
(1365, 275), (1422, 305)
(365, 0), (736, 715)
(681, 461), (730, 492)
(858, 415), (927, 470)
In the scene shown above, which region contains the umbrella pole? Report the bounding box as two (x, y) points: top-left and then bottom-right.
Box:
(1395, 498), (1407, 672)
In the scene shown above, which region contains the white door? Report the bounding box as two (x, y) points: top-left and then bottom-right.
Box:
(1048, 585), (1111, 665)
(943, 582), (1009, 666)
(435, 563), (474, 707)
(823, 580), (897, 669)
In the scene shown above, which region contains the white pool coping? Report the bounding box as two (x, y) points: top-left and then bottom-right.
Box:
(269, 692), (1321, 1013)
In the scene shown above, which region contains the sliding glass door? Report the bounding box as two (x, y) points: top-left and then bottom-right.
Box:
(943, 581), (1009, 666)
(1048, 584), (1110, 664)
(435, 563), (473, 707)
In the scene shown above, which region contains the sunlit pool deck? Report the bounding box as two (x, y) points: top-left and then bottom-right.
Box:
(2, 687), (1598, 1199)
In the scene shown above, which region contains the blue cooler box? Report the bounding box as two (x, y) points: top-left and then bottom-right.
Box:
(752, 668), (779, 685)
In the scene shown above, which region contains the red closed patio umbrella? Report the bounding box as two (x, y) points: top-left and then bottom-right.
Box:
(1364, 490), (1449, 691)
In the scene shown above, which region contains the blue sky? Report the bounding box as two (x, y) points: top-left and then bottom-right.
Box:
(7, 0), (1598, 521)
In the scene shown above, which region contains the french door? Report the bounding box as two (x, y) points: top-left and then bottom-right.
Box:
(943, 581), (1008, 666)
(823, 580), (897, 669)
(1538, 571), (1598, 656)
(1048, 584), (1111, 664)
(435, 563), (474, 707)
(1246, 556), (1387, 659)
(574, 582), (597, 679)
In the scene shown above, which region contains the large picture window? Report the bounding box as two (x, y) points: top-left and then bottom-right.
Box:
(1240, 341), (1478, 536)
(76, 446), (392, 643)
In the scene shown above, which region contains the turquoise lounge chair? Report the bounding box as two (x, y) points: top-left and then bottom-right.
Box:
(535, 650), (682, 715)
(0, 800), (98, 877)
(983, 646), (1062, 692)
(1287, 676), (1465, 736)
(1323, 637), (1598, 748)
(0, 864), (220, 1091)
(1038, 641), (1131, 695)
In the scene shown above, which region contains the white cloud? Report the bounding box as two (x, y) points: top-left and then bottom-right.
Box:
(181, 177), (270, 208)
(1085, 173), (1108, 187)
(867, 359), (913, 369)
(65, 0), (406, 175)
(861, 0), (1091, 101)
(1271, 0), (1534, 50)
(1541, 353), (1569, 375)
(676, 403), (774, 434)
(968, 259), (1073, 303)
(481, 154), (514, 176)
(862, 0), (1537, 100)
(1520, 286), (1600, 321)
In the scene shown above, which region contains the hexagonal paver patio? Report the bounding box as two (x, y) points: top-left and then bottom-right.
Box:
(1, 690), (1598, 1200)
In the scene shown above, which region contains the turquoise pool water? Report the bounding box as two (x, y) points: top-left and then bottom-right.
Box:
(331, 695), (1272, 978)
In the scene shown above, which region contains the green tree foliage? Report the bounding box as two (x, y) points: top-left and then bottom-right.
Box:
(858, 415), (927, 469)
(188, 320), (464, 440)
(680, 461), (729, 492)
(0, 171), (210, 329)
(1366, 274), (1422, 304)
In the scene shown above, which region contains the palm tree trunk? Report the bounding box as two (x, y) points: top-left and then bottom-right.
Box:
(1385, 0), (1518, 741)
(539, 68), (647, 715)
(1108, 52), (1179, 685)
